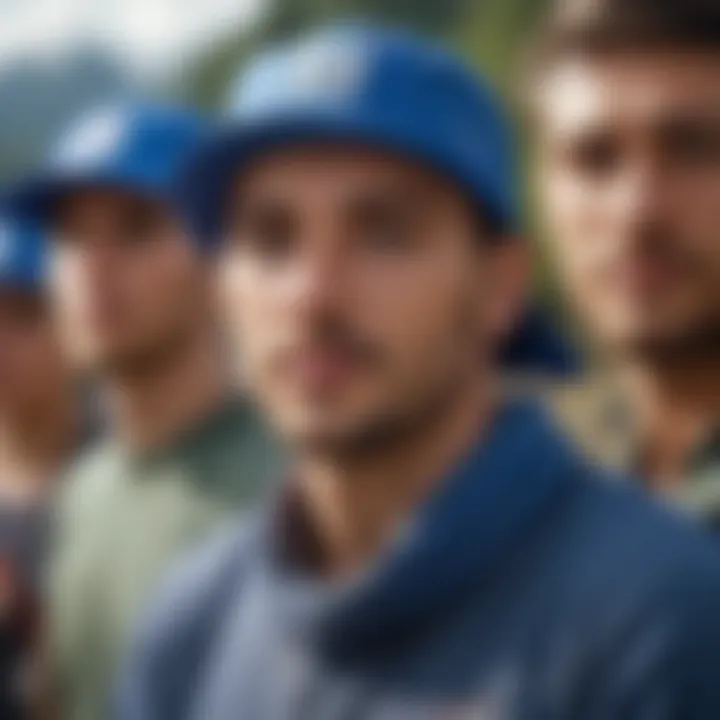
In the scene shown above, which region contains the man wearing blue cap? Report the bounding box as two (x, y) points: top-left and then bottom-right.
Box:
(119, 27), (720, 720)
(7, 103), (283, 720)
(0, 217), (82, 720)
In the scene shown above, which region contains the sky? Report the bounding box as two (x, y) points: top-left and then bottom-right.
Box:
(0, 0), (266, 79)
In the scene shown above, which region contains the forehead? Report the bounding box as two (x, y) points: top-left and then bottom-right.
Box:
(53, 187), (168, 227)
(538, 50), (720, 137)
(234, 143), (460, 204)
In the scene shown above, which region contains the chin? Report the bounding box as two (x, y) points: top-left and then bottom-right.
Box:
(287, 422), (360, 453)
(283, 409), (422, 460)
(83, 345), (152, 377)
(279, 412), (375, 457)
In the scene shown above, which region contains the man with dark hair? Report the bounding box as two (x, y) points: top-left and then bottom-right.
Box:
(0, 217), (83, 719)
(117, 26), (720, 720)
(532, 0), (720, 524)
(6, 104), (283, 720)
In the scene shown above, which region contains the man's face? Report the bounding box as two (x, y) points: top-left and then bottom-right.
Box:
(0, 289), (66, 417)
(220, 145), (523, 455)
(536, 51), (720, 359)
(51, 189), (209, 375)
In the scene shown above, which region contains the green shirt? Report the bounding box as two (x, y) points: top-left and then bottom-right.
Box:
(50, 397), (283, 720)
(547, 377), (720, 527)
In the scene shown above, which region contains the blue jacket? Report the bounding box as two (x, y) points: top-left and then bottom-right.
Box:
(117, 400), (720, 720)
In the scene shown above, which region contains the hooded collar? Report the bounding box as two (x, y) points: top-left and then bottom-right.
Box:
(259, 398), (581, 663)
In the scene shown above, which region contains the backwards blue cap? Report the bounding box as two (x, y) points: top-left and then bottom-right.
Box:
(6, 103), (208, 224)
(0, 216), (45, 292)
(176, 24), (519, 245)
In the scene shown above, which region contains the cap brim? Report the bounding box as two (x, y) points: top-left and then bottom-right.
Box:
(5, 168), (171, 224)
(175, 111), (514, 246)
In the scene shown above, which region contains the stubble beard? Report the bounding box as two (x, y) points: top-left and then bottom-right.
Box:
(618, 319), (720, 371)
(95, 320), (199, 385)
(291, 359), (483, 466)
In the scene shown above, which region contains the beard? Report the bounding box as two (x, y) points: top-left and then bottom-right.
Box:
(92, 319), (199, 383)
(617, 317), (720, 369)
(291, 362), (477, 463)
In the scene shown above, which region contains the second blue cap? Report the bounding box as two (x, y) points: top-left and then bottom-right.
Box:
(7, 103), (208, 224)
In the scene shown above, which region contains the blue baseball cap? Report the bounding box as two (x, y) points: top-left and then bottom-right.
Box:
(177, 24), (579, 376)
(175, 24), (519, 245)
(6, 103), (208, 224)
(0, 216), (46, 292)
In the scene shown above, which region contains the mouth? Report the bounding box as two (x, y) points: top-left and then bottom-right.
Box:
(283, 346), (367, 393)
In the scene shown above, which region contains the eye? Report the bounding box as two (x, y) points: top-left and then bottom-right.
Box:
(352, 201), (418, 253)
(665, 122), (720, 167)
(119, 220), (153, 246)
(567, 132), (621, 181)
(231, 204), (298, 262)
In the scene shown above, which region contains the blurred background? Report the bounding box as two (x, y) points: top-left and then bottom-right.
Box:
(0, 0), (550, 182)
(0, 0), (561, 303)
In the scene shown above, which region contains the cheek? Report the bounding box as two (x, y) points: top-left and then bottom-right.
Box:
(50, 273), (87, 343)
(21, 334), (60, 379)
(124, 251), (172, 306)
(50, 256), (85, 314)
(1, 330), (50, 379)
(219, 260), (280, 375)
(128, 250), (199, 328)
(220, 261), (261, 337)
(664, 178), (720, 266)
(545, 173), (601, 245)
(353, 255), (473, 357)
(543, 178), (611, 286)
(218, 258), (248, 326)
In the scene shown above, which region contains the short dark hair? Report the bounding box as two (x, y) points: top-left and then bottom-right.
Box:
(533, 0), (720, 69)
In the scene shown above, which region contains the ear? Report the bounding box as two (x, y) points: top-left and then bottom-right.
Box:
(485, 237), (531, 346)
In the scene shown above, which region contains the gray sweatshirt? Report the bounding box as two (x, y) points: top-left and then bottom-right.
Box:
(117, 400), (720, 720)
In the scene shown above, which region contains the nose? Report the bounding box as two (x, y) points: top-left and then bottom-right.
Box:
(288, 235), (350, 319)
(612, 159), (669, 235)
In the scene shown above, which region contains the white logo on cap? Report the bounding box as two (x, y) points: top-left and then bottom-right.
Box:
(236, 36), (369, 121)
(292, 40), (367, 101)
(55, 107), (127, 168)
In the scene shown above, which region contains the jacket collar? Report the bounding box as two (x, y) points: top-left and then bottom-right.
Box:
(261, 398), (581, 663)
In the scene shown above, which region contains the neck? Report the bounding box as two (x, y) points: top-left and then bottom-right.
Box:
(621, 351), (720, 490)
(0, 387), (80, 503)
(106, 334), (227, 453)
(297, 379), (495, 579)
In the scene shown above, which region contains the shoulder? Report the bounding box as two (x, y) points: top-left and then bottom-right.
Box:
(142, 514), (259, 634)
(542, 375), (635, 470)
(562, 471), (719, 581)
(126, 518), (258, 670)
(54, 440), (124, 530)
(116, 516), (260, 718)
(559, 478), (720, 715)
(197, 397), (286, 488)
(547, 471), (720, 658)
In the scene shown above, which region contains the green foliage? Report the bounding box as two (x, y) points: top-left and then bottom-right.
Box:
(186, 0), (482, 110)
(261, 0), (467, 39)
